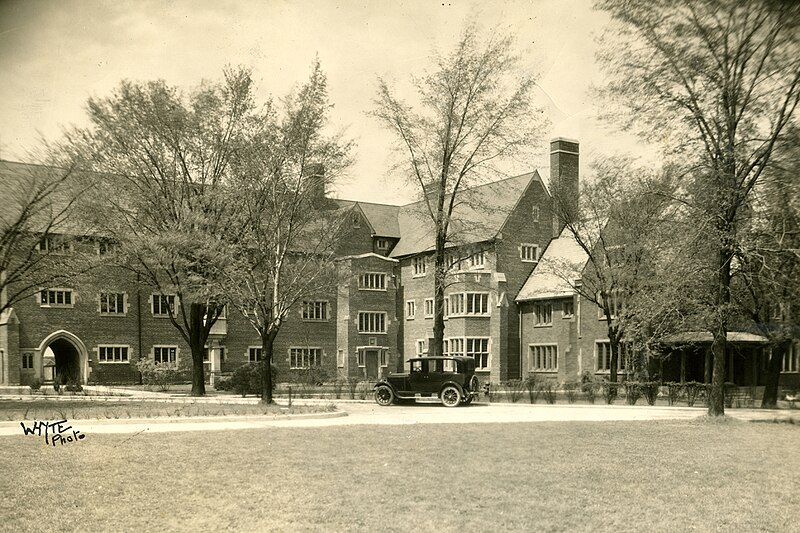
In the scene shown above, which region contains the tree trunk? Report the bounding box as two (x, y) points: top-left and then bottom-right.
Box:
(607, 324), (620, 402)
(431, 231), (447, 357)
(188, 303), (206, 397)
(761, 340), (788, 408)
(261, 329), (278, 404)
(708, 245), (733, 416)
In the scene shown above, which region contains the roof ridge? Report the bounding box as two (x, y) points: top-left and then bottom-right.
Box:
(399, 170), (538, 207)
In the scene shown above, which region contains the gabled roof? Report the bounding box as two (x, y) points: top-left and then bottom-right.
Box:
(516, 227), (590, 302)
(332, 199), (401, 238)
(390, 171), (543, 258)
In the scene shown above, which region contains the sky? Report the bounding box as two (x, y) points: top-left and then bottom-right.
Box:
(0, 0), (654, 205)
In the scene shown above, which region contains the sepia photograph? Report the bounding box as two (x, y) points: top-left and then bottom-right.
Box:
(0, 0), (799, 531)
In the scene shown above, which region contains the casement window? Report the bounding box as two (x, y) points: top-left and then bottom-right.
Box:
(99, 292), (126, 315)
(357, 350), (366, 367)
(531, 205), (540, 222)
(446, 252), (463, 272)
(379, 350), (388, 367)
(563, 299), (574, 319)
(302, 300), (328, 321)
(530, 345), (558, 372)
(598, 291), (624, 320)
(469, 250), (485, 269)
(358, 311), (387, 333)
(376, 238), (389, 250)
(97, 239), (117, 255)
(359, 272), (386, 290)
(443, 338), (464, 357)
(248, 347), (262, 363)
(782, 343), (799, 373)
(153, 346), (177, 364)
(465, 293), (489, 315)
(21, 353), (34, 369)
(37, 235), (72, 254)
(290, 347), (322, 369)
(448, 293), (464, 315)
(98, 345), (129, 363)
(595, 341), (628, 373)
(520, 244), (539, 262)
(413, 256), (427, 276)
(406, 300), (416, 319)
(40, 288), (74, 308)
(424, 298), (434, 318)
(152, 294), (176, 317)
(534, 302), (552, 326)
(466, 338), (489, 369)
(337, 349), (345, 368)
(416, 339), (427, 356)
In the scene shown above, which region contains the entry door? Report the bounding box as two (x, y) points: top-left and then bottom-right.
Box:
(365, 350), (379, 380)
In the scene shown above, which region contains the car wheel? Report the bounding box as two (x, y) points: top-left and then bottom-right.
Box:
(374, 385), (394, 406)
(469, 375), (480, 393)
(440, 385), (461, 407)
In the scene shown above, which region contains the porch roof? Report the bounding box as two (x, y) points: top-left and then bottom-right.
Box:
(661, 331), (769, 345)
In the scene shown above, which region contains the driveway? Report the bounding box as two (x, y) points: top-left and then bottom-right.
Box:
(1, 400), (792, 436)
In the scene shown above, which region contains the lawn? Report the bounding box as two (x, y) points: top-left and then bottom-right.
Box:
(0, 418), (797, 532)
(0, 400), (333, 421)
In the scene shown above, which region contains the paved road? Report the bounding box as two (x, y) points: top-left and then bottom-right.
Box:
(1, 401), (792, 437)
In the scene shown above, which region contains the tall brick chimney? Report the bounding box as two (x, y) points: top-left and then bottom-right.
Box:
(549, 137), (579, 232)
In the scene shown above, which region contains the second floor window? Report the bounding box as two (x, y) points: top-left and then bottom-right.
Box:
(302, 301), (328, 321)
(40, 289), (73, 308)
(152, 294), (176, 317)
(466, 293), (489, 315)
(424, 298), (434, 318)
(358, 311), (387, 333)
(37, 235), (72, 254)
(406, 300), (416, 319)
(100, 292), (125, 315)
(469, 250), (485, 269)
(534, 302), (552, 325)
(359, 272), (386, 290)
(376, 239), (389, 250)
(520, 244), (539, 262)
(413, 256), (427, 276)
(598, 291), (624, 319)
(563, 299), (574, 318)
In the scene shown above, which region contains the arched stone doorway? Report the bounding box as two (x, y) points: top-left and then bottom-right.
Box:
(38, 331), (89, 385)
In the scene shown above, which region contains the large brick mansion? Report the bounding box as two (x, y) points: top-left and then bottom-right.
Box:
(1, 137), (797, 390)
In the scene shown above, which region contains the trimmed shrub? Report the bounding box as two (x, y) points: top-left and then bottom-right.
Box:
(136, 359), (183, 392)
(525, 375), (540, 404)
(640, 382), (660, 406)
(666, 382), (683, 406)
(541, 380), (557, 404)
(506, 379), (524, 403)
(563, 381), (579, 404)
(230, 364), (261, 397)
(347, 377), (360, 399)
(28, 378), (41, 392)
(624, 381), (641, 405)
(297, 367), (329, 386)
(684, 381), (704, 407)
(214, 376), (233, 392)
(333, 380), (344, 399)
(600, 381), (619, 404)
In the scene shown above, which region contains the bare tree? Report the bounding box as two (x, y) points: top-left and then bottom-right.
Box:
(372, 24), (545, 358)
(224, 61), (353, 403)
(597, 0), (800, 415)
(0, 161), (90, 315)
(60, 68), (259, 396)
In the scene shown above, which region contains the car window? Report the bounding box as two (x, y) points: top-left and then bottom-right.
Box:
(443, 359), (456, 373)
(427, 359), (440, 373)
(411, 360), (423, 373)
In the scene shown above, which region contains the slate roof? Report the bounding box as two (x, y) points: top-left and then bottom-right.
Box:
(515, 227), (589, 302)
(389, 171), (542, 258)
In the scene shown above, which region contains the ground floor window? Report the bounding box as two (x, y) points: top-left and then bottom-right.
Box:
(337, 349), (344, 368)
(21, 353), (34, 369)
(153, 346), (177, 364)
(530, 344), (557, 371)
(99, 345), (129, 363)
(248, 347), (262, 363)
(379, 350), (388, 367)
(416, 339), (427, 356)
(290, 347), (322, 369)
(443, 338), (464, 357)
(357, 350), (366, 367)
(466, 338), (489, 369)
(596, 341), (627, 372)
(783, 343), (799, 373)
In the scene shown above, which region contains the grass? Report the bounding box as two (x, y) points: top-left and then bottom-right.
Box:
(0, 418), (797, 532)
(0, 400), (334, 421)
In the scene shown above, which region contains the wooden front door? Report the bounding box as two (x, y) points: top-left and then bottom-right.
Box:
(365, 349), (379, 380)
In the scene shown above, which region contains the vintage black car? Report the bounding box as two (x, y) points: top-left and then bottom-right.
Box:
(373, 356), (480, 407)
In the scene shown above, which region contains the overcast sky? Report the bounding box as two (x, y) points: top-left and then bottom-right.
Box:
(0, 0), (654, 205)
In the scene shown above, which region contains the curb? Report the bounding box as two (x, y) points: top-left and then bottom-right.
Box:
(0, 410), (347, 429)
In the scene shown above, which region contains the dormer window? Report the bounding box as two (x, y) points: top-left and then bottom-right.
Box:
(352, 212), (361, 228)
(376, 238), (389, 250)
